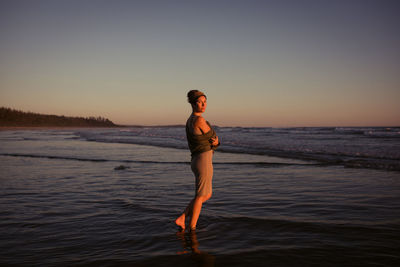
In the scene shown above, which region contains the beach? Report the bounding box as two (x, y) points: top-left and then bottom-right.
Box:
(0, 127), (399, 266)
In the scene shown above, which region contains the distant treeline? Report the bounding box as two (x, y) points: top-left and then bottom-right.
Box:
(0, 107), (117, 127)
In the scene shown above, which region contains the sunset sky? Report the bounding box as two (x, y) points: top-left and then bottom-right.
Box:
(1, 0), (399, 127)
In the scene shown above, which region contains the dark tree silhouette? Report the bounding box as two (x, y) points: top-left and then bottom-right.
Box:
(0, 107), (117, 127)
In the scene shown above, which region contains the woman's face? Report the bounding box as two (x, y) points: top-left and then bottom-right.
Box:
(193, 96), (207, 113)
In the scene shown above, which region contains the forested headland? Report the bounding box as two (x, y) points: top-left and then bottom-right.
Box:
(0, 107), (117, 127)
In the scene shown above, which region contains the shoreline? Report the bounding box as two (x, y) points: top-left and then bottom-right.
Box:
(0, 126), (125, 131)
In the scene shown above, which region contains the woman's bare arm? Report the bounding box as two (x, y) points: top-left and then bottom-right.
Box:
(193, 116), (211, 135)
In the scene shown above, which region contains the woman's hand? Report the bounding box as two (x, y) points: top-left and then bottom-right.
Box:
(210, 135), (219, 147)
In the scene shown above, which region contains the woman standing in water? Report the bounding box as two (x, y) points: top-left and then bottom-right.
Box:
(175, 90), (220, 232)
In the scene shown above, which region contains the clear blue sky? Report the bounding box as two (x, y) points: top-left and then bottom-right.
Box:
(1, 0), (399, 126)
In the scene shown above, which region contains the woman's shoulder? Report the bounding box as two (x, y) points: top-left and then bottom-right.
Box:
(187, 115), (211, 135)
(193, 115), (206, 127)
(195, 116), (212, 134)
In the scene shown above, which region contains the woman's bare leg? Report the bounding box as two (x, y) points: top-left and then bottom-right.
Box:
(175, 194), (211, 231)
(175, 198), (195, 230)
(189, 194), (211, 230)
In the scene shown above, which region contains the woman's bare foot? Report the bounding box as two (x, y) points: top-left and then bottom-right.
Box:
(175, 214), (186, 231)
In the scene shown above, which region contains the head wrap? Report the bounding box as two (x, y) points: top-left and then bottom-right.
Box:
(187, 90), (206, 104)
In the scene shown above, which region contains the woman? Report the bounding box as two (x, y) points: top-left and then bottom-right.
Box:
(175, 90), (220, 232)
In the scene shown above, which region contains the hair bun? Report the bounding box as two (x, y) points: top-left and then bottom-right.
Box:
(187, 90), (206, 104)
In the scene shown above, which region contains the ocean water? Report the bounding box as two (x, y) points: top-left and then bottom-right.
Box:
(0, 127), (399, 266)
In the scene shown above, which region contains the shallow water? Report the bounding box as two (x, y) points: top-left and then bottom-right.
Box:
(0, 129), (399, 266)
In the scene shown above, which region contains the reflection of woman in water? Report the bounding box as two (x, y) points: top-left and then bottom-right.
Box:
(175, 90), (220, 231)
(176, 230), (215, 266)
